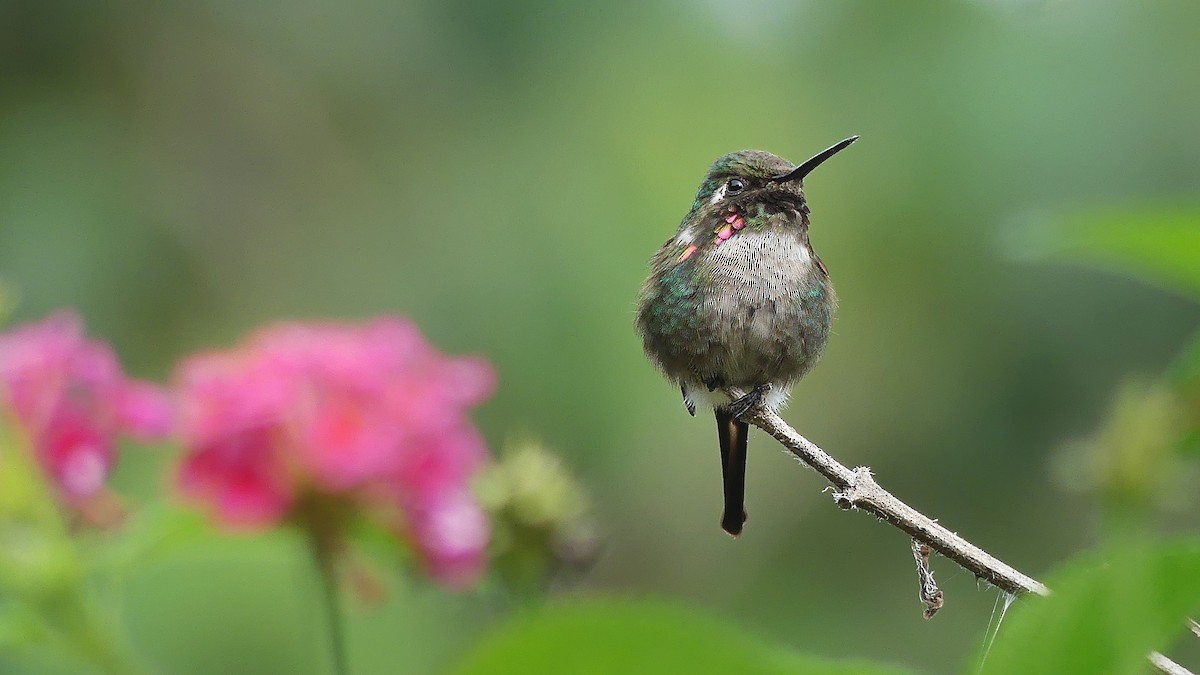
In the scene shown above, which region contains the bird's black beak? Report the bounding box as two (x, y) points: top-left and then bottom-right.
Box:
(772, 135), (859, 183)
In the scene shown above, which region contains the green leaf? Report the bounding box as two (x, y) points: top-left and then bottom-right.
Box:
(1016, 206), (1200, 301)
(453, 597), (913, 675)
(977, 537), (1200, 675)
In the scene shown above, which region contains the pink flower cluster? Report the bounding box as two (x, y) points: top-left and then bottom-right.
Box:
(175, 317), (496, 588)
(0, 312), (173, 503)
(0, 311), (498, 588)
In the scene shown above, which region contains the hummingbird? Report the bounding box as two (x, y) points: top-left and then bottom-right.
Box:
(635, 137), (857, 536)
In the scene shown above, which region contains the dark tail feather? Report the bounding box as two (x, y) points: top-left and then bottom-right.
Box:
(715, 409), (749, 536)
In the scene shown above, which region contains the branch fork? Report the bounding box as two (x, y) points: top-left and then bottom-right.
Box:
(832, 466), (876, 508)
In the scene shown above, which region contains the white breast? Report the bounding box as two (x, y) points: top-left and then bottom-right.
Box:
(707, 230), (813, 293)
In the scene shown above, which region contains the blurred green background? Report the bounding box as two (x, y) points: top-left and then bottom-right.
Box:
(2, 0), (1198, 673)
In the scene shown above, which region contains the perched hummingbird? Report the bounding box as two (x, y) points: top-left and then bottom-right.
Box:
(635, 137), (857, 536)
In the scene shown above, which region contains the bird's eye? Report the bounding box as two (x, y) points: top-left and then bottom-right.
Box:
(727, 178), (746, 194)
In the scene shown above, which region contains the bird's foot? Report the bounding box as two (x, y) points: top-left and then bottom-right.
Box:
(727, 383), (771, 420)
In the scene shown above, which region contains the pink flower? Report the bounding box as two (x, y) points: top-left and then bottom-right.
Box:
(174, 317), (496, 588)
(405, 489), (490, 589)
(0, 312), (174, 504)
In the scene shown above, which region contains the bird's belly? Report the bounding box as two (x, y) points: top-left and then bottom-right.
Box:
(695, 232), (833, 386)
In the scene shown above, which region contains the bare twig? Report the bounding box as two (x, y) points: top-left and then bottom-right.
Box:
(724, 389), (1198, 674)
(912, 539), (944, 619)
(725, 387), (1050, 598)
(1150, 651), (1195, 675)
(725, 390), (1200, 675)
(1146, 621), (1200, 674)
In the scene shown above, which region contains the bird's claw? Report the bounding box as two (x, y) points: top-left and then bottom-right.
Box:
(727, 384), (771, 420)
